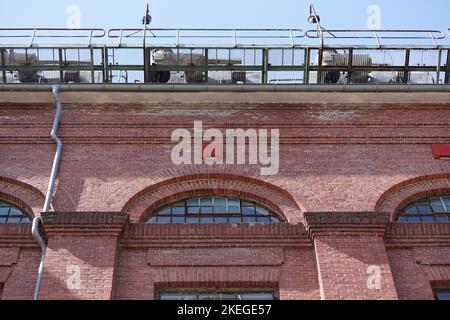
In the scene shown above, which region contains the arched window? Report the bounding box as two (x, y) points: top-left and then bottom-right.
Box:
(397, 195), (450, 222)
(0, 200), (31, 223)
(146, 196), (281, 223)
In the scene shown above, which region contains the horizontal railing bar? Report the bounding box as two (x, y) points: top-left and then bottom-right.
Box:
(0, 28), (106, 37)
(1, 65), (443, 72)
(308, 66), (447, 72)
(0, 66), (105, 71)
(306, 29), (446, 39)
(2, 44), (450, 50)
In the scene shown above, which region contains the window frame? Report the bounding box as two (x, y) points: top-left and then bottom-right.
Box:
(396, 195), (450, 223)
(0, 200), (32, 223)
(146, 196), (283, 224)
(433, 289), (450, 300)
(157, 289), (278, 301)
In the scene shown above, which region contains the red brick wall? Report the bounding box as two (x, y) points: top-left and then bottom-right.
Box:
(387, 249), (435, 300)
(386, 224), (450, 300)
(114, 247), (320, 300)
(1, 248), (41, 300)
(1, 99), (449, 217)
(114, 223), (318, 300)
(0, 92), (449, 300)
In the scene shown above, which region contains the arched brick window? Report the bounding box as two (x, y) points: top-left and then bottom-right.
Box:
(146, 196), (281, 224)
(0, 200), (31, 223)
(396, 195), (450, 222)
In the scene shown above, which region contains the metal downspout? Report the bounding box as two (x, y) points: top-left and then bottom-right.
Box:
(32, 85), (63, 300)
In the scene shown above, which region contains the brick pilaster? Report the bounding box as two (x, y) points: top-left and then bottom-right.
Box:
(38, 212), (128, 300)
(304, 212), (398, 300)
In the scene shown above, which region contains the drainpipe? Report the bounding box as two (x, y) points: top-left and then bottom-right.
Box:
(32, 85), (63, 300)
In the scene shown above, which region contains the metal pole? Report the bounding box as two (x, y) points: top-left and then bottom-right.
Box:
(445, 49), (450, 84)
(403, 49), (410, 84)
(262, 48), (269, 84)
(437, 49), (442, 84)
(347, 49), (354, 83)
(0, 49), (6, 83)
(144, 47), (150, 83)
(309, 4), (324, 84)
(204, 48), (209, 84)
(90, 47), (95, 83)
(58, 49), (64, 82)
(103, 47), (109, 83)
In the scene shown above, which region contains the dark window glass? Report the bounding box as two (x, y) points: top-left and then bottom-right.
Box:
(0, 201), (31, 223)
(146, 197), (281, 224)
(397, 196), (450, 223)
(159, 291), (276, 300)
(434, 290), (450, 300)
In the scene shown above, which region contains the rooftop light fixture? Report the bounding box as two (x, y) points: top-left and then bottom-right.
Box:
(142, 4), (152, 26)
(308, 4), (321, 25)
(141, 4), (156, 47)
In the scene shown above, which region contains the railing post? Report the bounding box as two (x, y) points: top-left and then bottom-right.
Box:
(58, 49), (64, 82)
(103, 46), (109, 83)
(445, 49), (450, 84)
(373, 30), (381, 48)
(436, 49), (442, 84)
(262, 48), (269, 84)
(144, 47), (151, 83)
(429, 31), (438, 48)
(304, 48), (310, 84)
(29, 29), (37, 48)
(88, 29), (93, 47)
(403, 49), (410, 84)
(0, 49), (6, 83)
(289, 29), (294, 48)
(119, 29), (124, 47)
(204, 48), (209, 84)
(90, 47), (95, 83)
(347, 48), (354, 83)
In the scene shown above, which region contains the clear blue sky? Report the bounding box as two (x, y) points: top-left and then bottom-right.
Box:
(0, 0), (449, 30)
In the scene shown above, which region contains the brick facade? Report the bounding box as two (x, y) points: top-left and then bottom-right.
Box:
(0, 91), (449, 300)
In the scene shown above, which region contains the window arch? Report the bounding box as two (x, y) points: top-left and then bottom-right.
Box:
(397, 195), (450, 222)
(146, 196), (282, 223)
(0, 200), (31, 223)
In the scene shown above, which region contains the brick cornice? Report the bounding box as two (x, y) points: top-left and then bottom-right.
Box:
(385, 223), (450, 248)
(304, 212), (390, 238)
(41, 212), (129, 237)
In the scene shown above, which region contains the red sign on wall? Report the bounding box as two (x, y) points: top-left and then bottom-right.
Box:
(431, 144), (450, 160)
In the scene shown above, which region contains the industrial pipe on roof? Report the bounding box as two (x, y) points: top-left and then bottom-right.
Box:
(31, 84), (63, 300)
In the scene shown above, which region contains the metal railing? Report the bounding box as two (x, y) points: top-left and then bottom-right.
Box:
(0, 28), (449, 85)
(305, 29), (446, 48)
(108, 28), (306, 48)
(0, 28), (106, 48)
